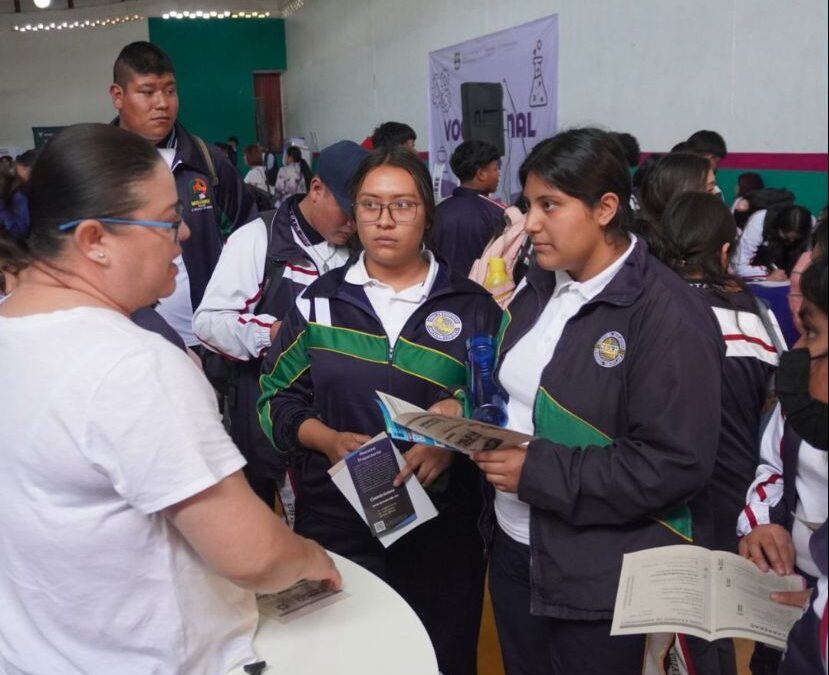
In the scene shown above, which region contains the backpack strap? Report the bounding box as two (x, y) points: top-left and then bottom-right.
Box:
(192, 135), (219, 188)
(253, 209), (286, 316)
(752, 293), (787, 353)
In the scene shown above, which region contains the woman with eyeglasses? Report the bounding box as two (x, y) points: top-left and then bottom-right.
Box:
(0, 124), (339, 675)
(259, 146), (503, 675)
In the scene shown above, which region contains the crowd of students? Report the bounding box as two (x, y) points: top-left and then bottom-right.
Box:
(1, 39), (827, 675)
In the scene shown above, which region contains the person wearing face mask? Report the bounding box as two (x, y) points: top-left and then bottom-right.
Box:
(737, 254), (828, 675)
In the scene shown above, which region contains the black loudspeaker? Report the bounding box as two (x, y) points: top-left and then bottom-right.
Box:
(460, 82), (505, 156)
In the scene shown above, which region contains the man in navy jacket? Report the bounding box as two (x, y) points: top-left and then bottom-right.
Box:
(110, 41), (257, 347)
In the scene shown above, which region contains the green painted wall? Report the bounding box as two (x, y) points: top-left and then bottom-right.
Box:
(148, 18), (286, 166)
(717, 169), (827, 215)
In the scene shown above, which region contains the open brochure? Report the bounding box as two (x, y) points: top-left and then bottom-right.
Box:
(611, 545), (806, 650)
(376, 391), (535, 454)
(328, 433), (438, 548)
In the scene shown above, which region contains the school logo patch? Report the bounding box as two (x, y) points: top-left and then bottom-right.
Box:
(425, 311), (462, 342)
(189, 177), (213, 212)
(593, 331), (626, 368)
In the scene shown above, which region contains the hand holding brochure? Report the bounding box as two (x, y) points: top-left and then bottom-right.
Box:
(328, 433), (438, 547)
(376, 391), (534, 454)
(611, 545), (806, 649)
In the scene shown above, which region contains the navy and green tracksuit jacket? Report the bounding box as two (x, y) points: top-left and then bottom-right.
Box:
(498, 239), (724, 620)
(257, 260), (503, 536)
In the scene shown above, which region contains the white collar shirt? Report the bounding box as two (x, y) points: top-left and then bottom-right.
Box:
(345, 251), (438, 347)
(495, 234), (637, 545)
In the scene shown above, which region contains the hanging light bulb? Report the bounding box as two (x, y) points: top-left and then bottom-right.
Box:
(33, 0), (51, 8)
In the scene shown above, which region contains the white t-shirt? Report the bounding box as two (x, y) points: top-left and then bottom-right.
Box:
(0, 307), (257, 674)
(496, 236), (636, 544)
(733, 209), (769, 279)
(155, 253), (199, 346)
(244, 166), (271, 194)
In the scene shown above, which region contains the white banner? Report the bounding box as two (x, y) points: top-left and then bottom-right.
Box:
(427, 15), (559, 203)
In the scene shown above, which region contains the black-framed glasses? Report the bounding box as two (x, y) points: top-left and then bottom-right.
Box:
(57, 216), (183, 244)
(353, 199), (421, 224)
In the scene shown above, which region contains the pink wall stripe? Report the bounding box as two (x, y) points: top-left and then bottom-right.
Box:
(720, 153), (828, 172)
(638, 152), (828, 172)
(411, 151), (827, 172)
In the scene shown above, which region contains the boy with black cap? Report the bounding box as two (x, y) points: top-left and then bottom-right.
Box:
(194, 140), (369, 506)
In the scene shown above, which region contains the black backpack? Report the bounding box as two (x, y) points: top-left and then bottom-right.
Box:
(201, 209), (285, 396)
(246, 183), (276, 212)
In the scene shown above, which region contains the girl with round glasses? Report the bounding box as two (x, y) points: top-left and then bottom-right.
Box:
(259, 146), (503, 675)
(0, 123), (339, 674)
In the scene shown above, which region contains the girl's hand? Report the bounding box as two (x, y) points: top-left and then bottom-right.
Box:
(471, 446), (527, 493)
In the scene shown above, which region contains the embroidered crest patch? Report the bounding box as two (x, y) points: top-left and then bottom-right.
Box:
(425, 311), (462, 342)
(593, 331), (626, 368)
(189, 177), (213, 212)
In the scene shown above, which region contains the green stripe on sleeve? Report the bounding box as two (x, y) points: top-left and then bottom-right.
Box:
(393, 336), (467, 390)
(257, 329), (310, 444)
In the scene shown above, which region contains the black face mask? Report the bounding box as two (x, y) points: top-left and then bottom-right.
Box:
(776, 348), (828, 451)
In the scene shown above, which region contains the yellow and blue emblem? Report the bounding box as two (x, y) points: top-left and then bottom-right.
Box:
(593, 331), (626, 368)
(425, 311), (462, 342)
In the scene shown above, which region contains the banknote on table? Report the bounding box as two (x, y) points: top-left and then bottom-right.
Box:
(375, 391), (535, 454)
(259, 579), (340, 618)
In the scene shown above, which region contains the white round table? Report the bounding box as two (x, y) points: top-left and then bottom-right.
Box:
(228, 552), (439, 675)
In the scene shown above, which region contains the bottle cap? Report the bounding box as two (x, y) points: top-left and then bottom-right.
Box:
(488, 257), (507, 273)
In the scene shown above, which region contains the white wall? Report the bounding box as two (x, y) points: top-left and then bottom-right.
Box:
(283, 0), (828, 153)
(0, 21), (148, 151)
(0, 0), (278, 151)
(2, 0), (826, 154)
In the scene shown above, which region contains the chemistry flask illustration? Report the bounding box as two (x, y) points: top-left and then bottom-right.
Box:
(529, 40), (548, 108)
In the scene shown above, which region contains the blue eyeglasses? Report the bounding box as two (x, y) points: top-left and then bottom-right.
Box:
(57, 217), (183, 243)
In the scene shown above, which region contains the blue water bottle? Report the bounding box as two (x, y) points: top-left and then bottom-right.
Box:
(466, 334), (508, 427)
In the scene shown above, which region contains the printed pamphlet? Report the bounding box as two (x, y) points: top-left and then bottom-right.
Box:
(611, 545), (806, 649)
(375, 391), (534, 454)
(328, 433), (438, 547)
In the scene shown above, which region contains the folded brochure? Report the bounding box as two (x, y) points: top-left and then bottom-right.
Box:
(259, 578), (341, 618)
(328, 433), (438, 547)
(376, 391), (535, 454)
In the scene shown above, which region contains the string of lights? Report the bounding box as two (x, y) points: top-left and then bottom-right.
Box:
(160, 10), (271, 19)
(13, 14), (143, 32)
(9, 3), (305, 33)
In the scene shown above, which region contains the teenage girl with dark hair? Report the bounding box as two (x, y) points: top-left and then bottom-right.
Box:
(660, 192), (784, 674)
(259, 146), (502, 675)
(634, 151), (717, 257)
(751, 204), (814, 278)
(274, 146), (312, 205)
(466, 128), (723, 675)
